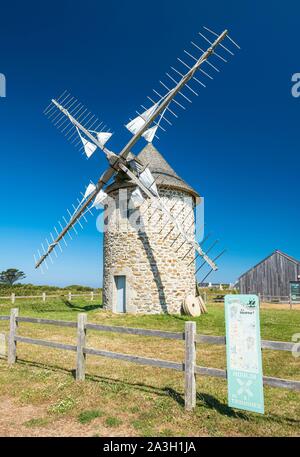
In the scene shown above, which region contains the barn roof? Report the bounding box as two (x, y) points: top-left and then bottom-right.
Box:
(106, 143), (200, 202)
(238, 250), (300, 280)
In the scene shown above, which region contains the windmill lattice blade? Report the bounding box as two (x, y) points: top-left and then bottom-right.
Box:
(45, 94), (114, 161)
(34, 182), (106, 269)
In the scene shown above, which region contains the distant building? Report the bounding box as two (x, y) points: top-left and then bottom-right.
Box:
(238, 250), (300, 298)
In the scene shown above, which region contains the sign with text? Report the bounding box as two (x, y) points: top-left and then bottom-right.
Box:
(225, 294), (264, 414)
(290, 281), (300, 303)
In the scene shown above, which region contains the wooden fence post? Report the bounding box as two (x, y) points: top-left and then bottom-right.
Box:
(76, 313), (87, 381)
(42, 292), (46, 303)
(11, 293), (15, 305)
(90, 291), (94, 301)
(8, 308), (18, 365)
(184, 321), (196, 411)
(68, 292), (72, 301)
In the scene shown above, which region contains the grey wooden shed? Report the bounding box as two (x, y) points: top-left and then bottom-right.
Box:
(238, 250), (300, 298)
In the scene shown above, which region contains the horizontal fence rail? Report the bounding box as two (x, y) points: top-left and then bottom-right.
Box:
(200, 292), (300, 308)
(0, 308), (299, 412)
(0, 291), (101, 304)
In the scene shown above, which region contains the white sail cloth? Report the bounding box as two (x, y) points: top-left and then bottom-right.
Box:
(125, 101), (170, 143)
(142, 125), (158, 143)
(89, 131), (113, 149)
(75, 126), (97, 158)
(125, 103), (159, 142)
(76, 128), (113, 158)
(130, 187), (145, 208)
(83, 183), (96, 199)
(91, 189), (108, 209)
(139, 167), (158, 196)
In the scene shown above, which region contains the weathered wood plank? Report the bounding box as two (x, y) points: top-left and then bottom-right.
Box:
(196, 334), (293, 352)
(8, 308), (18, 364)
(184, 322), (196, 411)
(76, 313), (87, 381)
(84, 347), (183, 371)
(0, 316), (9, 321)
(261, 340), (294, 351)
(15, 336), (77, 352)
(17, 317), (77, 328)
(263, 376), (300, 391)
(195, 365), (227, 379)
(195, 366), (300, 391)
(195, 334), (226, 345)
(86, 323), (184, 340)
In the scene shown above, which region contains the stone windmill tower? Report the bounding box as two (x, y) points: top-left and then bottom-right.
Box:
(103, 143), (200, 314)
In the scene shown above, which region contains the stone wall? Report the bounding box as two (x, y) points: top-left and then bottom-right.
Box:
(102, 186), (196, 314)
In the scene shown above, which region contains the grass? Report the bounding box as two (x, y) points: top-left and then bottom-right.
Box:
(0, 298), (299, 436)
(24, 418), (49, 428)
(105, 417), (123, 427)
(78, 409), (103, 424)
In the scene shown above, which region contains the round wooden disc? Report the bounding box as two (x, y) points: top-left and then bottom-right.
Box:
(197, 295), (207, 313)
(184, 295), (201, 317)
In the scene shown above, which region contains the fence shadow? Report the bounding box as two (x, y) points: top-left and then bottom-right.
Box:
(62, 300), (102, 312)
(16, 358), (185, 407)
(197, 392), (249, 420)
(9, 358), (300, 426)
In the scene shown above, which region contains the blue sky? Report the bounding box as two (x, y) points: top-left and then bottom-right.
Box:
(0, 0), (299, 287)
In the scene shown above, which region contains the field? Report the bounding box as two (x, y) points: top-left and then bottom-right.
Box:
(0, 298), (299, 437)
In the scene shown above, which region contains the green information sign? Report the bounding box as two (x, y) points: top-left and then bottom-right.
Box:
(225, 294), (264, 414)
(290, 281), (300, 303)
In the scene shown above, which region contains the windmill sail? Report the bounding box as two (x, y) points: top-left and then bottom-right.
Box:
(76, 126), (98, 158)
(139, 167), (158, 196)
(84, 182), (96, 199)
(131, 187), (145, 208)
(125, 103), (159, 135)
(142, 125), (158, 143)
(89, 131), (113, 148)
(91, 189), (107, 209)
(36, 27), (238, 270)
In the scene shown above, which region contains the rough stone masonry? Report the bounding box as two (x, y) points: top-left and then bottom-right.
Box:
(102, 144), (200, 314)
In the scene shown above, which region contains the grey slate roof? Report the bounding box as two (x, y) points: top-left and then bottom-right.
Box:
(106, 143), (200, 201)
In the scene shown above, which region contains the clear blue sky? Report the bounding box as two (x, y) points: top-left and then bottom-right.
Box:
(0, 0), (299, 287)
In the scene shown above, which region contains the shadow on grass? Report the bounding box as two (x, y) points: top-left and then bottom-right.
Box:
(62, 300), (102, 312)
(14, 358), (300, 426)
(16, 358), (184, 407)
(197, 392), (249, 419)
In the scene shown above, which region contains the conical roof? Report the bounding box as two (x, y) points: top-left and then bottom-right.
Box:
(106, 143), (200, 201)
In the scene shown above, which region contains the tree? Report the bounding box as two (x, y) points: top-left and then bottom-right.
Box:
(0, 269), (26, 286)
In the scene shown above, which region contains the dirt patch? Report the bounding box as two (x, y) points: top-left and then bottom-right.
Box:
(0, 397), (135, 437)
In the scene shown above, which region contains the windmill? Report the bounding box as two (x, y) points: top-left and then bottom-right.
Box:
(35, 26), (240, 314)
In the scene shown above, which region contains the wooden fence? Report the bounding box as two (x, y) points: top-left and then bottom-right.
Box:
(0, 291), (101, 304)
(0, 308), (299, 411)
(201, 292), (299, 309)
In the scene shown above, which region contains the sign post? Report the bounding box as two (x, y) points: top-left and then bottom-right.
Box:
(225, 294), (264, 414)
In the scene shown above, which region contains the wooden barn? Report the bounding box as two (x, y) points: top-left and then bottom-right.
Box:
(238, 250), (300, 299)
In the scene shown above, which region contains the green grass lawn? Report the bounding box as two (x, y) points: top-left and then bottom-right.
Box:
(0, 299), (299, 437)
